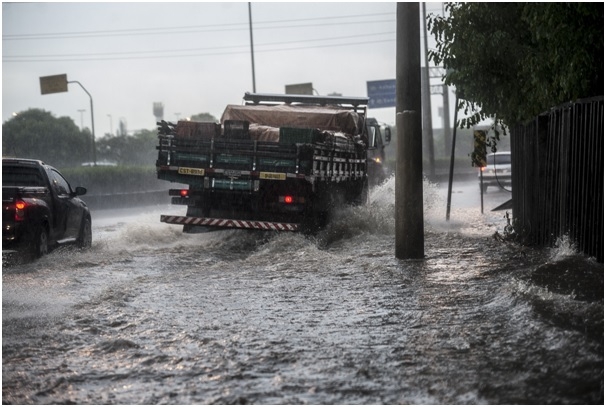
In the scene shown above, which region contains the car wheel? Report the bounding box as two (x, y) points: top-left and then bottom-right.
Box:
(77, 218), (92, 249)
(29, 225), (49, 258)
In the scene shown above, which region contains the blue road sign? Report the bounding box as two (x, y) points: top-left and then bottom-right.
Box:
(367, 79), (396, 109)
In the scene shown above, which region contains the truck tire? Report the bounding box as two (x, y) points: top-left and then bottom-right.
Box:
(28, 224), (49, 259)
(301, 209), (329, 235)
(352, 179), (369, 206)
(77, 218), (92, 249)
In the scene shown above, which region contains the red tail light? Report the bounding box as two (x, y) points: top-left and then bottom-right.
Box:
(169, 189), (190, 197)
(279, 195), (304, 204)
(15, 200), (26, 221)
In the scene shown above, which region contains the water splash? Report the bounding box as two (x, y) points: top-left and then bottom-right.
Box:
(550, 235), (578, 262)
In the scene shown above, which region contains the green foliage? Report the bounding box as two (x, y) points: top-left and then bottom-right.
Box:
(2, 109), (90, 168)
(96, 128), (157, 166)
(4, 110), (220, 171)
(96, 112), (218, 165)
(427, 3), (603, 128)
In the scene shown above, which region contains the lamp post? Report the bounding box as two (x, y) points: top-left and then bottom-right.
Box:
(39, 74), (96, 165)
(69, 80), (97, 165)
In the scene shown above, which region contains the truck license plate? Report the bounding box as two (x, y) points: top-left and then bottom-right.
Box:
(178, 167), (205, 176)
(260, 172), (286, 180)
(224, 169), (241, 178)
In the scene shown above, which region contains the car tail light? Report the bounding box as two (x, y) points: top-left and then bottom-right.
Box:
(284, 195), (293, 204)
(15, 200), (26, 221)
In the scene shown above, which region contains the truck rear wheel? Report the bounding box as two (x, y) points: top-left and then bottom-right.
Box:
(301, 210), (329, 235)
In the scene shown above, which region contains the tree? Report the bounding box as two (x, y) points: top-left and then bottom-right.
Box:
(2, 109), (90, 168)
(96, 112), (218, 166)
(96, 129), (157, 166)
(428, 3), (603, 130)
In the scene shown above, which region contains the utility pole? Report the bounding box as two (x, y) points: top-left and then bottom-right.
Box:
(395, 2), (424, 260)
(421, 2), (435, 178)
(248, 2), (256, 92)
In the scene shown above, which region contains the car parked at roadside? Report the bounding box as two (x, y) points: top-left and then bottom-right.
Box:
(2, 158), (92, 260)
(478, 151), (512, 192)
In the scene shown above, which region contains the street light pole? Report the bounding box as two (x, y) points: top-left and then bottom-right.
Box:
(68, 80), (96, 165)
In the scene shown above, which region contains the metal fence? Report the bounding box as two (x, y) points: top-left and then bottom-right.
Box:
(510, 96), (603, 262)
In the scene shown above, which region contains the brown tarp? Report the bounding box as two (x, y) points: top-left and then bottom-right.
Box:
(249, 124), (280, 142)
(220, 104), (362, 136)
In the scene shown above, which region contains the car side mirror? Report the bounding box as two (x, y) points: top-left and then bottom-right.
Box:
(384, 127), (391, 144)
(74, 186), (87, 196)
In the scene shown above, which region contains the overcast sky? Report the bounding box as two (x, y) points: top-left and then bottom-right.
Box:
(2, 1), (449, 136)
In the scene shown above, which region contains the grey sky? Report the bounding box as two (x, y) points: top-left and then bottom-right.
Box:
(3, 1), (448, 136)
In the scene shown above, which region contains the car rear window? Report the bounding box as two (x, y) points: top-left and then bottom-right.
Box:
(2, 166), (46, 187)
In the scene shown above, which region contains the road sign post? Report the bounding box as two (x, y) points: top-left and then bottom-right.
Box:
(40, 74), (96, 165)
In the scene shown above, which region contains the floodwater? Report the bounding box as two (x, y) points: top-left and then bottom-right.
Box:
(2, 178), (603, 404)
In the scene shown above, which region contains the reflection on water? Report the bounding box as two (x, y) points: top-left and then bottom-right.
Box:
(2, 177), (603, 404)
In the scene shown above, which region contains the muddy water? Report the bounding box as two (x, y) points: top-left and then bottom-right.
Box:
(2, 178), (603, 404)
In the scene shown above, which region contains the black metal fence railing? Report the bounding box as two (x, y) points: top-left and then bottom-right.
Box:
(510, 96), (603, 262)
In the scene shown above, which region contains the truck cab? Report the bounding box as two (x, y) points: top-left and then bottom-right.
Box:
(366, 117), (392, 186)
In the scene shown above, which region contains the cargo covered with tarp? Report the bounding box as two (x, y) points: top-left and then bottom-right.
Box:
(156, 93), (370, 233)
(220, 104), (363, 137)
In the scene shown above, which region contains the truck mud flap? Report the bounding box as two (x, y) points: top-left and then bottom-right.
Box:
(160, 215), (299, 232)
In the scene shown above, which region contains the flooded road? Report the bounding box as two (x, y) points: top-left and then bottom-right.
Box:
(3, 178), (603, 404)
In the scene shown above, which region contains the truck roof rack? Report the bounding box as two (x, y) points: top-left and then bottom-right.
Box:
(243, 92), (369, 108)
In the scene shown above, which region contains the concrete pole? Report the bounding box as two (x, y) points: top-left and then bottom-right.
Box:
(396, 111), (424, 259)
(421, 3), (435, 178)
(395, 3), (424, 259)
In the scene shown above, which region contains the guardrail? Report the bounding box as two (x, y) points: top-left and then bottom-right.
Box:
(82, 190), (171, 210)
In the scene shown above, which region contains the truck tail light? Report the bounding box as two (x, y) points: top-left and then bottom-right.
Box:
(169, 189), (190, 198)
(15, 200), (26, 221)
(279, 195), (304, 204)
